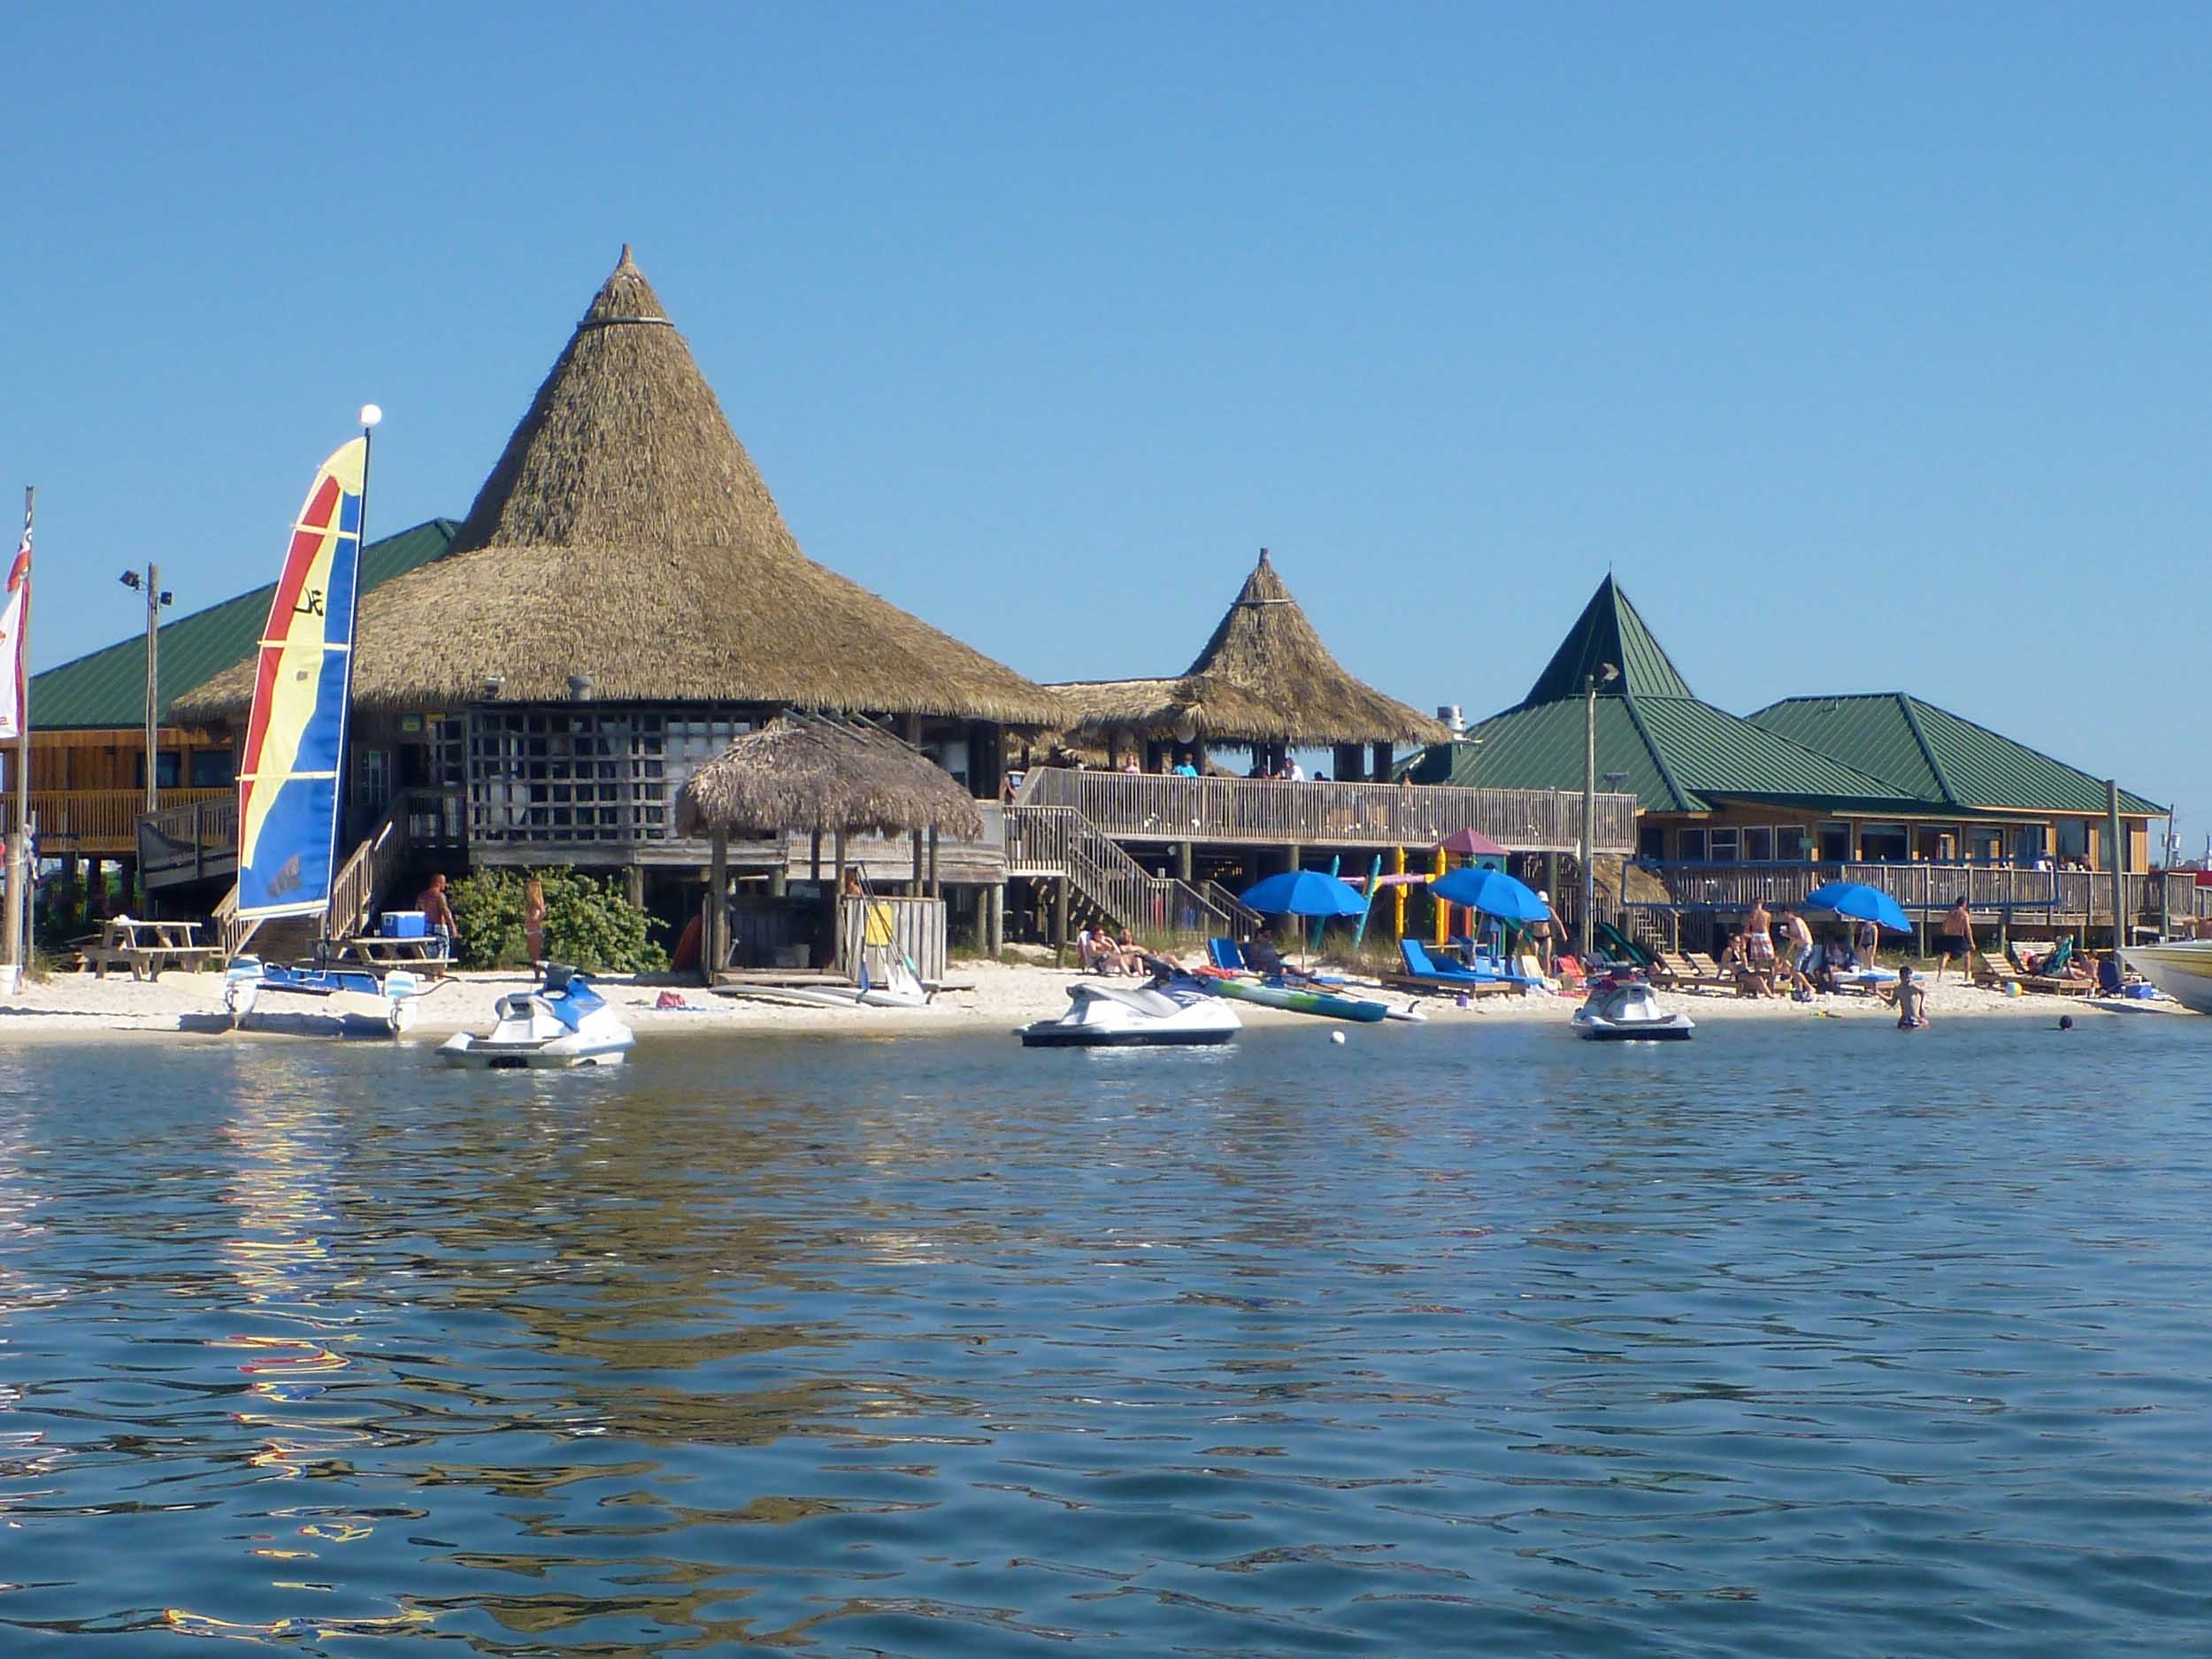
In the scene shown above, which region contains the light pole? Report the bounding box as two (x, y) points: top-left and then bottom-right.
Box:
(119, 566), (173, 814)
(1580, 662), (1619, 961)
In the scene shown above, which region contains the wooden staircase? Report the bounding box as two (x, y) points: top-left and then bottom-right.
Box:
(212, 794), (421, 963)
(1002, 803), (1259, 940)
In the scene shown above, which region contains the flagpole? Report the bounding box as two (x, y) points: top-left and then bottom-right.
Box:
(8, 487), (31, 981)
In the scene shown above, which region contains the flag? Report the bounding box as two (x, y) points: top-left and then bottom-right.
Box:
(0, 500), (27, 743)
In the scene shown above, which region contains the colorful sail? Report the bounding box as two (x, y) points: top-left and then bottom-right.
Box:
(235, 439), (367, 919)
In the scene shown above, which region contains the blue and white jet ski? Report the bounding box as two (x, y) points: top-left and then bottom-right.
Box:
(437, 966), (634, 1068)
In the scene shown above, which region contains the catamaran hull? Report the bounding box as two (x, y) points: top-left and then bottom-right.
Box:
(223, 960), (422, 1037)
(2123, 944), (2212, 1014)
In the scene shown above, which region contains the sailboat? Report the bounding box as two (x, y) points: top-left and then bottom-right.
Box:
(221, 424), (428, 1036)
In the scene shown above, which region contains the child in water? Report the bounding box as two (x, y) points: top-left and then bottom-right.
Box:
(1889, 964), (1931, 1029)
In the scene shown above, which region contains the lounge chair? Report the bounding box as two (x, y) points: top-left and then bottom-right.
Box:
(1647, 952), (1724, 993)
(1381, 938), (1525, 997)
(1206, 937), (1248, 974)
(1974, 951), (2024, 993)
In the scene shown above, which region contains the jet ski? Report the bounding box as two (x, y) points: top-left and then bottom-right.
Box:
(437, 965), (635, 1068)
(1572, 976), (1694, 1041)
(224, 956), (426, 1037)
(1020, 959), (1242, 1048)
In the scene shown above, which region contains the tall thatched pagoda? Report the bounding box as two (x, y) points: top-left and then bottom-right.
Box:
(176, 248), (1061, 898)
(1048, 549), (1446, 778)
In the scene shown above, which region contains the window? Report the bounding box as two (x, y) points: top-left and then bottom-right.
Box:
(134, 752), (181, 789)
(1638, 825), (1667, 860)
(1709, 828), (1740, 862)
(1818, 821), (1851, 861)
(1858, 822), (1909, 863)
(1745, 826), (1774, 862)
(1677, 827), (1709, 862)
(189, 749), (234, 788)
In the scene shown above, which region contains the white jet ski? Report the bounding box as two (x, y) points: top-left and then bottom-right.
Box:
(224, 956), (426, 1037)
(1020, 963), (1243, 1048)
(437, 966), (634, 1068)
(1572, 977), (1695, 1041)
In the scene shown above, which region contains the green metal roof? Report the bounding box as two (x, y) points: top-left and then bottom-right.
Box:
(1402, 692), (1916, 814)
(1748, 693), (2165, 818)
(30, 519), (457, 729)
(1519, 575), (1696, 706)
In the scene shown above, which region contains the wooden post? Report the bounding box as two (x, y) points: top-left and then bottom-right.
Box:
(1052, 876), (1069, 966)
(2107, 780), (2125, 954)
(810, 830), (822, 883)
(625, 864), (644, 910)
(1177, 841), (1193, 882)
(705, 828), (727, 983)
(987, 881), (1004, 956)
(1371, 741), (1392, 783)
(911, 827), (925, 892)
(926, 826), (941, 897)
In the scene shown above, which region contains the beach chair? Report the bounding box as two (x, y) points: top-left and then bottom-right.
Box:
(1206, 937), (1249, 974)
(1382, 938), (1522, 997)
(1974, 951), (2024, 994)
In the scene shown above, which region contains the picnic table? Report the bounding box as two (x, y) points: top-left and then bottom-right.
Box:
(80, 918), (221, 981)
(331, 933), (450, 979)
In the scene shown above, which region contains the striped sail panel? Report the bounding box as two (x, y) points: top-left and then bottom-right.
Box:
(235, 439), (366, 920)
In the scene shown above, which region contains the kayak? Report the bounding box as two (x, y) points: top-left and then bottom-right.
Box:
(1209, 979), (1390, 1023)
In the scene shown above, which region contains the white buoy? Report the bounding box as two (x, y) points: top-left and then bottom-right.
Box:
(1329, 1030), (1348, 1045)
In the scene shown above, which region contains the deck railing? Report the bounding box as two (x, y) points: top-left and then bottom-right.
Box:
(11, 788), (228, 856)
(137, 794), (241, 885)
(1014, 768), (1636, 854)
(1640, 861), (2198, 927)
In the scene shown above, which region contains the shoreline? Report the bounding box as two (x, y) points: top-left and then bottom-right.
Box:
(0, 959), (2176, 1046)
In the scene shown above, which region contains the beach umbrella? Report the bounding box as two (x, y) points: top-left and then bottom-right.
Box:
(1431, 864), (1550, 923)
(1801, 881), (1912, 933)
(1239, 869), (1369, 918)
(1437, 827), (1509, 857)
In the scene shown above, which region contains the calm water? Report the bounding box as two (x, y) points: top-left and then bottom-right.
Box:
(1, 1016), (2209, 1655)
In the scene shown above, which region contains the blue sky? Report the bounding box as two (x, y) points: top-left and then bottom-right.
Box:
(4, 5), (2208, 841)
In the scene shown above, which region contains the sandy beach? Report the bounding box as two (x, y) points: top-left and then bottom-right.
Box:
(0, 955), (2167, 1045)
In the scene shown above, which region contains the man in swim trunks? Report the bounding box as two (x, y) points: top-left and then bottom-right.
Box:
(1935, 895), (1972, 981)
(1742, 899), (1777, 973)
(1886, 963), (1931, 1027)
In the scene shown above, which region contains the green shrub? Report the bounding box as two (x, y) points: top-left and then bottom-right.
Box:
(448, 867), (668, 973)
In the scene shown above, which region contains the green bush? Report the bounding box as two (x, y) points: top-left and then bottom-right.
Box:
(448, 867), (667, 973)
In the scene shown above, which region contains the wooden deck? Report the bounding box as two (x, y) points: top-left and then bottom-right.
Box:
(5, 788), (227, 860)
(1014, 769), (1637, 854)
(1637, 860), (2201, 930)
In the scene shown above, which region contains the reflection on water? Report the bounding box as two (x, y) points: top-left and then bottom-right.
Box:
(1, 1019), (2210, 1654)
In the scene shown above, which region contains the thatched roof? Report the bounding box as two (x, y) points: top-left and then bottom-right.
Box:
(1051, 549), (1447, 748)
(674, 714), (985, 840)
(175, 247), (1062, 727)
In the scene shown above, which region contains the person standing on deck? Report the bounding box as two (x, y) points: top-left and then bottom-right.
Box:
(1935, 895), (1973, 981)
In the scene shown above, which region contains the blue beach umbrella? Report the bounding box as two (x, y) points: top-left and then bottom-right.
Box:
(1801, 881), (1912, 933)
(1431, 864), (1550, 923)
(1239, 869), (1369, 918)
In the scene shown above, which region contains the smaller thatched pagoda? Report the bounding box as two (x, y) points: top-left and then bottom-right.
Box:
(674, 714), (984, 979)
(1050, 549), (1447, 779)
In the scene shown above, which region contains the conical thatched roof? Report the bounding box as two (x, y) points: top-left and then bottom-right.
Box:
(1051, 549), (1447, 748)
(674, 714), (984, 840)
(176, 248), (1062, 726)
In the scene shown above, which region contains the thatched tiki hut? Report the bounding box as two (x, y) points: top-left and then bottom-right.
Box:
(175, 247), (1059, 918)
(674, 714), (986, 979)
(1049, 549), (1446, 779)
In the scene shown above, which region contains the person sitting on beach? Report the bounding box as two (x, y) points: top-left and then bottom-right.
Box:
(1244, 933), (1294, 979)
(1076, 926), (1119, 975)
(1885, 963), (1931, 1028)
(1113, 929), (1147, 973)
(2096, 953), (2124, 995)
(1934, 895), (1972, 981)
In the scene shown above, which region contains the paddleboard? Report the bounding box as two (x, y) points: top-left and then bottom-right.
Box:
(1210, 979), (1389, 1024)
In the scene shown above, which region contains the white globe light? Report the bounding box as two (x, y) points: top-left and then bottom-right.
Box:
(359, 403), (384, 428)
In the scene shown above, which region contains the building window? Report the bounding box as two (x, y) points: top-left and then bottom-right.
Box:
(1709, 827), (1740, 862)
(134, 752), (181, 790)
(1858, 822), (1909, 862)
(189, 749), (234, 788)
(1818, 820), (1850, 861)
(1745, 827), (1773, 862)
(1638, 825), (1666, 860)
(1677, 827), (1709, 862)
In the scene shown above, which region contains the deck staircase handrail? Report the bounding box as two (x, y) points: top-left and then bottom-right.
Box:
(211, 791), (423, 962)
(1003, 803), (1246, 938)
